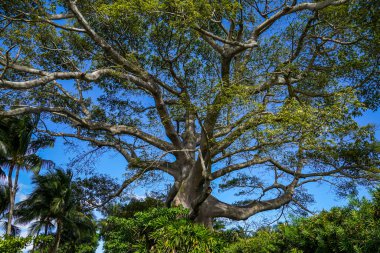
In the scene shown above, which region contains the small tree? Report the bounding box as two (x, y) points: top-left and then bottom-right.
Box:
(17, 169), (94, 253)
(0, 115), (54, 235)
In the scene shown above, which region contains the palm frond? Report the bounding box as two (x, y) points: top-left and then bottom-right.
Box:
(0, 140), (7, 157)
(16, 168), (95, 243)
(0, 221), (21, 236)
(27, 219), (55, 236)
(27, 135), (55, 155)
(0, 183), (10, 215)
(0, 167), (5, 179)
(23, 155), (55, 173)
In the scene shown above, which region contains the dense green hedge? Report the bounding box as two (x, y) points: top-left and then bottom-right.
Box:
(225, 190), (380, 253)
(0, 236), (31, 253)
(4, 189), (376, 252)
(101, 207), (227, 253)
(101, 189), (380, 253)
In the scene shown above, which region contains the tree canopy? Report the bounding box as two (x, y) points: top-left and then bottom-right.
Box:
(0, 0), (379, 225)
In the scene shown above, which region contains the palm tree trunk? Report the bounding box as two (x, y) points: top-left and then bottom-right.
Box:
(44, 222), (48, 235)
(6, 164), (14, 235)
(49, 220), (62, 253)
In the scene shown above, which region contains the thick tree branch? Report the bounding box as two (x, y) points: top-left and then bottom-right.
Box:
(67, 1), (143, 76)
(0, 106), (175, 152)
(0, 68), (114, 89)
(251, 0), (347, 41)
(0, 58), (153, 91)
(39, 129), (180, 180)
(205, 190), (294, 220)
(48, 13), (75, 20)
(211, 157), (271, 179)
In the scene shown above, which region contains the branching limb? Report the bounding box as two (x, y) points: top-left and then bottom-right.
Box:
(251, 0), (347, 41)
(211, 157), (271, 179)
(0, 68), (116, 89)
(0, 106), (175, 152)
(205, 189), (294, 220)
(67, 0), (143, 75)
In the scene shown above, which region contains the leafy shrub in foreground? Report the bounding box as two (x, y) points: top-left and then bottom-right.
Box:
(101, 207), (226, 252)
(225, 188), (380, 253)
(0, 236), (31, 253)
(101, 189), (380, 253)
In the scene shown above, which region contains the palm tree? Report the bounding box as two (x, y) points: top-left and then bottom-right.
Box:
(0, 115), (54, 235)
(16, 169), (95, 253)
(0, 182), (9, 221)
(0, 183), (20, 236)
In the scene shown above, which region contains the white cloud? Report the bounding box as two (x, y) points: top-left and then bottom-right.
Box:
(16, 193), (28, 202)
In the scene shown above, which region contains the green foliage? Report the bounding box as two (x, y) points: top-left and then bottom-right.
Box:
(0, 183), (9, 217)
(105, 196), (164, 218)
(0, 115), (55, 235)
(0, 236), (31, 253)
(151, 219), (225, 252)
(0, 1), (379, 247)
(225, 188), (380, 253)
(0, 115), (55, 173)
(223, 229), (283, 253)
(58, 233), (98, 253)
(14, 226), (97, 253)
(101, 190), (380, 253)
(58, 220), (98, 253)
(16, 168), (97, 252)
(72, 174), (121, 213)
(101, 207), (226, 253)
(32, 235), (54, 253)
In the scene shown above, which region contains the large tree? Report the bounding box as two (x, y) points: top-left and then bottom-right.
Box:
(0, 0), (379, 226)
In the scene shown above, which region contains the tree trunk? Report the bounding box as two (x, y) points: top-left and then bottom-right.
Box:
(168, 161), (293, 228)
(32, 230), (40, 253)
(44, 223), (48, 235)
(6, 164), (14, 236)
(170, 161), (214, 228)
(50, 220), (62, 253)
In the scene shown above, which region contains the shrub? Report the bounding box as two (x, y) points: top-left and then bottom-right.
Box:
(0, 236), (31, 253)
(101, 207), (226, 252)
(225, 188), (380, 253)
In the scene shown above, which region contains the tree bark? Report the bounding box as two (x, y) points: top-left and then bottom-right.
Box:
(6, 164), (14, 236)
(50, 219), (62, 253)
(169, 159), (214, 227)
(167, 158), (297, 227)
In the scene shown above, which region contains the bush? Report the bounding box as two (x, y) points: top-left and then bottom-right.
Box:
(0, 236), (31, 253)
(27, 235), (54, 253)
(101, 207), (226, 253)
(101, 189), (380, 253)
(225, 188), (380, 253)
(223, 228), (283, 253)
